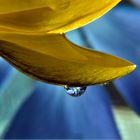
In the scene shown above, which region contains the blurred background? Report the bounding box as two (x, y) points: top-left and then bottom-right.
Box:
(0, 0), (140, 139)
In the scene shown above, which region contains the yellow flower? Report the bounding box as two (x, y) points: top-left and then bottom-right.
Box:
(0, 0), (136, 86)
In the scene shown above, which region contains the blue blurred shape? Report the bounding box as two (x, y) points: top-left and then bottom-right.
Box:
(5, 83), (120, 139)
(0, 67), (35, 137)
(0, 59), (11, 85)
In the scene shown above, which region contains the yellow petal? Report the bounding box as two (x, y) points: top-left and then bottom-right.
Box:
(0, 0), (64, 14)
(0, 0), (121, 34)
(0, 32), (136, 86)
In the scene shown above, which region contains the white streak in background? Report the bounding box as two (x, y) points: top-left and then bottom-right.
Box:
(0, 69), (35, 138)
(113, 107), (140, 140)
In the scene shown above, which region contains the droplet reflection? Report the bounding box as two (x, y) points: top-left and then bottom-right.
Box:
(64, 85), (87, 97)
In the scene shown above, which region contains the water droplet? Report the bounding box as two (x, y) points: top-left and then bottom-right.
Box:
(64, 85), (87, 97)
(101, 82), (110, 86)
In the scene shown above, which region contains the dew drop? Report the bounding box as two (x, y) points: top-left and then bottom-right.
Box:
(101, 82), (110, 86)
(64, 85), (87, 97)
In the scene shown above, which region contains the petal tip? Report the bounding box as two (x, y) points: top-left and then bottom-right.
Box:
(127, 63), (137, 73)
(120, 63), (137, 78)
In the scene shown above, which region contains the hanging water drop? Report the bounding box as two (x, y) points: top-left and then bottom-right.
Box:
(64, 85), (87, 97)
(101, 82), (110, 86)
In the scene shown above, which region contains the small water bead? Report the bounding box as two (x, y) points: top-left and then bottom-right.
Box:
(101, 82), (110, 86)
(64, 85), (87, 97)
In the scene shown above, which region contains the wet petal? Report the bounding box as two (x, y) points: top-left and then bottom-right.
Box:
(0, 0), (64, 14)
(0, 32), (136, 86)
(0, 0), (121, 33)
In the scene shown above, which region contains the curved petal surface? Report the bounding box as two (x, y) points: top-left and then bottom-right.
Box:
(0, 0), (121, 33)
(0, 32), (135, 86)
